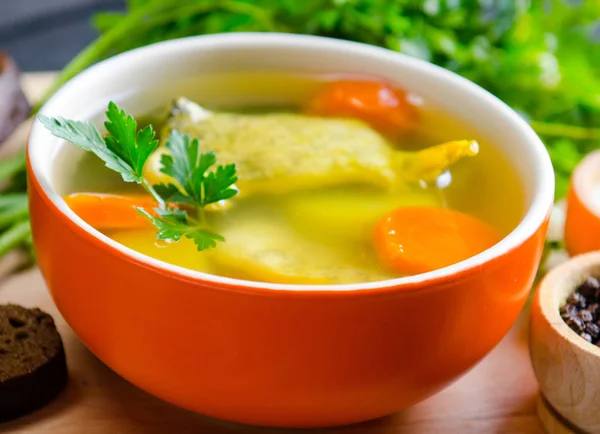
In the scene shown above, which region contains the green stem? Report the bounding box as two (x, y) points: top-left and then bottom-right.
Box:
(32, 0), (276, 113)
(0, 193), (28, 209)
(529, 121), (600, 141)
(197, 208), (208, 226)
(0, 199), (28, 229)
(0, 150), (27, 184)
(0, 220), (31, 257)
(182, 208), (205, 227)
(141, 179), (166, 209)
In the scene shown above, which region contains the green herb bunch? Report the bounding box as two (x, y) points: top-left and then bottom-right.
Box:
(32, 0), (600, 199)
(39, 102), (238, 250)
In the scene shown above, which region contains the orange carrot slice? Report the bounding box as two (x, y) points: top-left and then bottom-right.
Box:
(304, 80), (418, 137)
(373, 207), (501, 275)
(64, 193), (158, 230)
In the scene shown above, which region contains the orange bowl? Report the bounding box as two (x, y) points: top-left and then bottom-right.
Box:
(27, 34), (554, 428)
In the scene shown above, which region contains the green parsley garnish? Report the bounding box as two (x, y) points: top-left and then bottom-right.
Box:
(138, 208), (225, 250)
(38, 102), (238, 251)
(39, 103), (159, 185)
(154, 129), (238, 208)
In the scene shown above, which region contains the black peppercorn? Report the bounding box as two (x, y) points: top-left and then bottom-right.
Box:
(585, 323), (600, 340)
(567, 292), (587, 309)
(579, 277), (600, 300)
(567, 317), (585, 333)
(578, 309), (594, 322)
(560, 304), (578, 320)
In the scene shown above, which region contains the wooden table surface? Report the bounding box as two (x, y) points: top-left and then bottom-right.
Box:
(1, 74), (545, 434)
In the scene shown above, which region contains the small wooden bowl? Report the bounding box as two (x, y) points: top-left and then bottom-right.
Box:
(530, 252), (600, 433)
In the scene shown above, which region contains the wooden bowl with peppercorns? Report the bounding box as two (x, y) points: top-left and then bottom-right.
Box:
(530, 252), (600, 433)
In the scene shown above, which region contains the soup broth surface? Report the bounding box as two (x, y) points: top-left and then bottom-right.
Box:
(53, 72), (524, 285)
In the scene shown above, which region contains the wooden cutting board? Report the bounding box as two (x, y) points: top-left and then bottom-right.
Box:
(1, 73), (544, 434)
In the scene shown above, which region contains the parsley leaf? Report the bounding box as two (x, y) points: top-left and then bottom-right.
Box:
(157, 130), (238, 207)
(153, 183), (194, 205)
(104, 102), (159, 180)
(138, 208), (224, 250)
(203, 164), (239, 205)
(186, 228), (226, 251)
(37, 116), (140, 183)
(159, 130), (202, 191)
(38, 102), (159, 184)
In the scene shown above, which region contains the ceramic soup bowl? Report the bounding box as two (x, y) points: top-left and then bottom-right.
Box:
(27, 34), (554, 428)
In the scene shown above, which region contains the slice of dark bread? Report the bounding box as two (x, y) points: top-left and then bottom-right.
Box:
(0, 304), (68, 421)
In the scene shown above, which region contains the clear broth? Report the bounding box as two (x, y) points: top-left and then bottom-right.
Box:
(53, 72), (525, 284)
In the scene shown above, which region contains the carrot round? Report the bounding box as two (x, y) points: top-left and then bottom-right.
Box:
(64, 193), (157, 230)
(373, 207), (501, 275)
(304, 80), (418, 137)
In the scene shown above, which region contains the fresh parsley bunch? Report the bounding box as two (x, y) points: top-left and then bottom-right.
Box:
(39, 102), (238, 251)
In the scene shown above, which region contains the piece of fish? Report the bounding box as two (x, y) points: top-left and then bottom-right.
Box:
(210, 209), (396, 285)
(144, 98), (478, 196)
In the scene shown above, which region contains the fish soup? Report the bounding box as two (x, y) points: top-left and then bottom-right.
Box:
(49, 73), (524, 285)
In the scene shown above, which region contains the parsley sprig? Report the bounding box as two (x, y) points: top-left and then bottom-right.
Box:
(38, 102), (238, 250)
(154, 130), (238, 211)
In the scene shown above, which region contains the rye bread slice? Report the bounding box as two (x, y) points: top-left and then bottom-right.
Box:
(0, 304), (68, 421)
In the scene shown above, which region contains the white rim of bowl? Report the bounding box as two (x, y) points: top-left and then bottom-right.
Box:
(28, 33), (555, 293)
